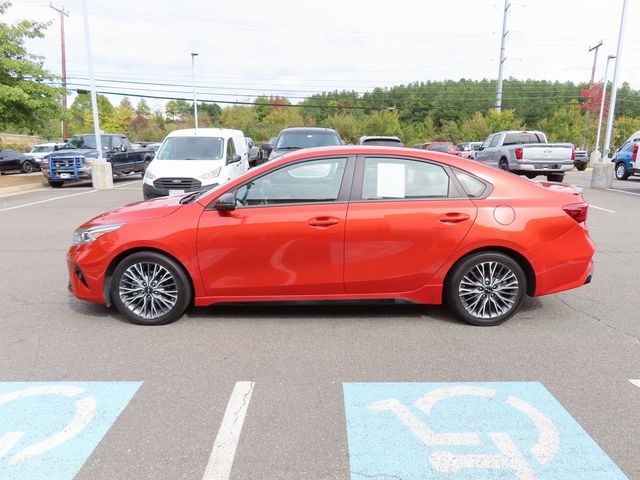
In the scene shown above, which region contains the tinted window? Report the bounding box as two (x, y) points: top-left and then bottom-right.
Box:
(275, 131), (341, 149)
(430, 143), (453, 152)
(362, 157), (450, 199)
(112, 136), (123, 149)
(503, 132), (544, 146)
(361, 138), (403, 147)
(31, 146), (54, 153)
(235, 157), (347, 206)
(455, 170), (486, 197)
(227, 138), (236, 157)
(481, 136), (493, 149)
(489, 135), (501, 147)
(156, 137), (225, 161)
(64, 135), (112, 149)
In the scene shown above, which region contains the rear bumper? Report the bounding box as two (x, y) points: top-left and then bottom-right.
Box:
(513, 162), (574, 173)
(529, 223), (596, 297)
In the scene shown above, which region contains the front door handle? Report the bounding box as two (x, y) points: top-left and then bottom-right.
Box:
(308, 216), (340, 228)
(439, 212), (471, 224)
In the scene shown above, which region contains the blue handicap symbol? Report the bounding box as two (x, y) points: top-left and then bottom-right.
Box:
(343, 382), (628, 480)
(0, 381), (141, 480)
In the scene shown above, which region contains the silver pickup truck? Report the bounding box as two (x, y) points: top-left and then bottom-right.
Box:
(474, 130), (575, 182)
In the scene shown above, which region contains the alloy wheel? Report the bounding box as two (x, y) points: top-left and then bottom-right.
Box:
(458, 261), (519, 320)
(118, 262), (178, 320)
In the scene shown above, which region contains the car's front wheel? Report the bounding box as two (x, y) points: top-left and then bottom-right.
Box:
(111, 251), (192, 325)
(445, 252), (526, 326)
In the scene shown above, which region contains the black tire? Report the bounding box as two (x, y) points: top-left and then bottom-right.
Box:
(546, 173), (564, 182)
(576, 163), (587, 172)
(21, 161), (33, 173)
(141, 158), (151, 175)
(445, 252), (527, 326)
(48, 180), (64, 188)
(615, 162), (630, 180)
(110, 251), (192, 326)
(499, 159), (509, 171)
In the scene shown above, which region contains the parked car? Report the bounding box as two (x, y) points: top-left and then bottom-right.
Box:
(245, 137), (260, 166)
(260, 137), (277, 162)
(474, 130), (574, 182)
(457, 142), (483, 159)
(358, 136), (404, 147)
(414, 142), (461, 156)
(68, 145), (594, 327)
(42, 134), (155, 188)
(268, 127), (342, 161)
(612, 140), (638, 180)
(28, 142), (65, 167)
(0, 149), (38, 174)
(143, 128), (250, 200)
(573, 149), (589, 171)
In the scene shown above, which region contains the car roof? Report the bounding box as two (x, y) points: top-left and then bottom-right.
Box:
(359, 135), (402, 141)
(165, 128), (244, 138)
(33, 143), (58, 147)
(279, 127), (338, 133)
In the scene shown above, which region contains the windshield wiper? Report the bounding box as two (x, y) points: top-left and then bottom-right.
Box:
(278, 146), (304, 150)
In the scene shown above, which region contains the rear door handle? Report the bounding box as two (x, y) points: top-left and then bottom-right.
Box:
(308, 216), (340, 228)
(439, 212), (471, 224)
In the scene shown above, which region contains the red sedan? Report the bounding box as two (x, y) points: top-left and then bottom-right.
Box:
(416, 142), (461, 156)
(68, 146), (594, 326)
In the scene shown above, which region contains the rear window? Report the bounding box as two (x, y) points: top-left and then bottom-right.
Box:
(455, 170), (487, 197)
(361, 138), (403, 147)
(430, 143), (453, 152)
(156, 137), (224, 160)
(503, 132), (544, 146)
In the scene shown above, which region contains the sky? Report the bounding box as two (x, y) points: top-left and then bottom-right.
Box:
(10, 0), (640, 113)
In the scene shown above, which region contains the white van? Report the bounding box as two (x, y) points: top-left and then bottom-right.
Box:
(143, 128), (250, 199)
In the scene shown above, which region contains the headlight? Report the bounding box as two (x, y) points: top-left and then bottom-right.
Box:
(73, 224), (123, 245)
(201, 166), (222, 179)
(144, 170), (156, 180)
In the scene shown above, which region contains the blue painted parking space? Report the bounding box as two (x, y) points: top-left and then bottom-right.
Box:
(343, 381), (628, 480)
(0, 382), (141, 480)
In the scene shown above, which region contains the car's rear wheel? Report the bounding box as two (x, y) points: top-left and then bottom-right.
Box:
(615, 162), (630, 180)
(111, 251), (192, 325)
(546, 173), (564, 182)
(21, 161), (33, 173)
(576, 163), (587, 171)
(499, 159), (509, 171)
(446, 252), (526, 326)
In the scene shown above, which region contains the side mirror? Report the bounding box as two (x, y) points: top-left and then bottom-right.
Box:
(478, 146), (484, 151)
(227, 153), (241, 165)
(247, 141), (254, 149)
(215, 192), (236, 211)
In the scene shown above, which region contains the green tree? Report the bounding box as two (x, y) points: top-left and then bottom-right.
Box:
(68, 93), (113, 134)
(220, 106), (259, 138)
(102, 97), (135, 135)
(135, 99), (151, 116)
(542, 100), (590, 147)
(198, 102), (222, 126)
(261, 107), (305, 139)
(612, 116), (640, 149)
(326, 113), (361, 144)
(165, 99), (192, 122)
(485, 109), (523, 132)
(363, 110), (402, 136)
(0, 1), (62, 134)
(458, 112), (491, 142)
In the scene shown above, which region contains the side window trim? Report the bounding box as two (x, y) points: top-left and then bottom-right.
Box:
(207, 156), (355, 210)
(451, 167), (494, 199)
(350, 155), (466, 203)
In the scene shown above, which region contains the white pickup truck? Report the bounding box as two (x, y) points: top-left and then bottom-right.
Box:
(474, 130), (575, 182)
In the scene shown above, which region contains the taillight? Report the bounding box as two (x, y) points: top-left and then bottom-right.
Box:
(514, 148), (523, 160)
(571, 148), (576, 161)
(633, 144), (638, 162)
(563, 202), (588, 224)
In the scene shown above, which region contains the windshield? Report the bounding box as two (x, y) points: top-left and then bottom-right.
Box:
(362, 138), (403, 146)
(275, 131), (341, 149)
(64, 135), (111, 150)
(30, 145), (54, 153)
(155, 137), (225, 161)
(430, 143), (453, 152)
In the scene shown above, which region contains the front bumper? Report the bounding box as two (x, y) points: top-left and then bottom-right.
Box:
(143, 180), (218, 199)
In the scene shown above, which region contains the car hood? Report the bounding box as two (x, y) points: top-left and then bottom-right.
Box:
(50, 148), (100, 158)
(147, 159), (226, 178)
(269, 148), (298, 160)
(81, 195), (185, 227)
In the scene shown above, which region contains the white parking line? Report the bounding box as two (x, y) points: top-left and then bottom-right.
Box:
(589, 205), (616, 213)
(113, 180), (142, 188)
(606, 188), (640, 197)
(202, 381), (255, 480)
(0, 189), (98, 213)
(630, 379), (640, 389)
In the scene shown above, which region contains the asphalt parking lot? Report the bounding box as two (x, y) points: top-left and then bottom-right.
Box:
(0, 169), (639, 480)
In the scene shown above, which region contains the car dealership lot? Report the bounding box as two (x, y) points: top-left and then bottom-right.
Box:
(0, 171), (639, 479)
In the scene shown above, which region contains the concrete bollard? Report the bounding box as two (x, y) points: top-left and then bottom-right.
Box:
(90, 162), (114, 190)
(590, 161), (614, 189)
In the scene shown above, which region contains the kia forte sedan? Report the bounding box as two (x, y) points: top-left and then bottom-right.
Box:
(68, 146), (595, 326)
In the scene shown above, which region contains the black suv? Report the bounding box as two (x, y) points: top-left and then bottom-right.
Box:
(268, 127), (342, 161)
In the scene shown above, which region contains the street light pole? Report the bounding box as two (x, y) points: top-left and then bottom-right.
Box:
(191, 52), (199, 131)
(50, 3), (69, 140)
(495, 0), (510, 112)
(595, 55), (616, 155)
(592, 0), (628, 189)
(80, 0), (113, 189)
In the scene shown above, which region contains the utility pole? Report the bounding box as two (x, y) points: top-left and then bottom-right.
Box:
(588, 40), (603, 86)
(592, 0), (628, 189)
(595, 55), (616, 155)
(191, 52), (199, 131)
(50, 2), (69, 140)
(495, 0), (511, 112)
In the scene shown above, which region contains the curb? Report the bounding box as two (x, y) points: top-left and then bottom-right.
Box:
(0, 179), (48, 198)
